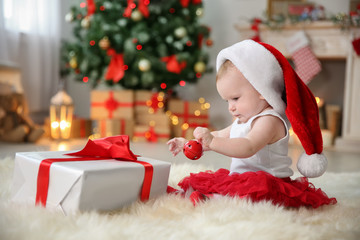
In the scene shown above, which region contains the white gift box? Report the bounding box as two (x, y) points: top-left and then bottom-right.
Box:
(11, 151), (171, 215)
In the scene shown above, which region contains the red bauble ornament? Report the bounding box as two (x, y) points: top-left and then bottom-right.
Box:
(205, 39), (213, 46)
(183, 140), (203, 160)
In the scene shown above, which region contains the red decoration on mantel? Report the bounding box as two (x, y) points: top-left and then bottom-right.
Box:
(250, 18), (262, 42)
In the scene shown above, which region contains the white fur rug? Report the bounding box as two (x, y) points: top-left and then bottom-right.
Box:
(1, 157), (360, 240)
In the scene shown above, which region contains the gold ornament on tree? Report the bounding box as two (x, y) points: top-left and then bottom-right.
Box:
(131, 10), (143, 21)
(138, 59), (151, 72)
(196, 8), (204, 17)
(174, 27), (187, 39)
(81, 16), (91, 28)
(194, 61), (206, 73)
(99, 37), (110, 50)
(65, 12), (74, 22)
(69, 57), (78, 69)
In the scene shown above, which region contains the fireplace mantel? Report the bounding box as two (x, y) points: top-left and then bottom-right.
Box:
(236, 21), (360, 152)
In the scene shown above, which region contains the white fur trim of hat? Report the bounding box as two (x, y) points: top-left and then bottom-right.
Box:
(216, 40), (286, 115)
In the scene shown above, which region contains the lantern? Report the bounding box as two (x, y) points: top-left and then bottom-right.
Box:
(50, 90), (74, 140)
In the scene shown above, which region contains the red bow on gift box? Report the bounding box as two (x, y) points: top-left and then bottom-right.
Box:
(148, 93), (163, 113)
(146, 125), (158, 142)
(91, 91), (134, 119)
(66, 135), (137, 160)
(174, 101), (208, 123)
(36, 135), (153, 206)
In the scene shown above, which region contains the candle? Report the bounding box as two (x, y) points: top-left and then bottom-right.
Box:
(50, 90), (74, 140)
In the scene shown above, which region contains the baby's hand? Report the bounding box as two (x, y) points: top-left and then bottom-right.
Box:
(167, 137), (187, 156)
(193, 127), (213, 149)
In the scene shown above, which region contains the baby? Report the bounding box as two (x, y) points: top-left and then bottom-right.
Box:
(167, 40), (336, 208)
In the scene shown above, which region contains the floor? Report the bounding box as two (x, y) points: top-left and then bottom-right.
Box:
(1, 137), (360, 174)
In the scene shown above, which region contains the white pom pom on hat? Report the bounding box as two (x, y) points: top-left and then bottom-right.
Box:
(216, 39), (327, 178)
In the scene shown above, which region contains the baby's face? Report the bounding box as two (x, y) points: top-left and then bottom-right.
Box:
(216, 67), (269, 123)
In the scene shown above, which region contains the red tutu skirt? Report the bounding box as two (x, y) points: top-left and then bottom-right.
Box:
(177, 169), (337, 208)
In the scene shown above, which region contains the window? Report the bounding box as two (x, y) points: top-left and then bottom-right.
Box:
(2, 0), (45, 33)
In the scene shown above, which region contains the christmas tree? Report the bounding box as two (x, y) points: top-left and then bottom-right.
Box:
(61, 0), (213, 91)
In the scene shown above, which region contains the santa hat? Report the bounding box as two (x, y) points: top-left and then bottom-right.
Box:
(216, 39), (327, 178)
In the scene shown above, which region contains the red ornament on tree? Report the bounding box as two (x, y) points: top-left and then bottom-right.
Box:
(205, 39), (213, 46)
(161, 55), (187, 74)
(183, 140), (203, 160)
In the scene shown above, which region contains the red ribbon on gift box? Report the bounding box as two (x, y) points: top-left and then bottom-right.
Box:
(173, 101), (208, 123)
(135, 92), (163, 113)
(91, 91), (134, 118)
(80, 119), (87, 138)
(99, 119), (127, 137)
(35, 135), (153, 206)
(134, 125), (170, 142)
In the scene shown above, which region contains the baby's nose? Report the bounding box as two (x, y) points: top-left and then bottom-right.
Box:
(228, 103), (235, 112)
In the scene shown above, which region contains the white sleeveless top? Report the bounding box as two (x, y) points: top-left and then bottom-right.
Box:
(229, 109), (293, 178)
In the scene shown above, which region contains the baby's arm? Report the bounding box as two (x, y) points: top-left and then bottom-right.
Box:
(193, 124), (232, 151)
(167, 124), (232, 156)
(198, 115), (284, 158)
(210, 124), (232, 138)
(167, 137), (187, 156)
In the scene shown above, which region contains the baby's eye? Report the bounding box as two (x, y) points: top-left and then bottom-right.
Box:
(233, 97), (239, 101)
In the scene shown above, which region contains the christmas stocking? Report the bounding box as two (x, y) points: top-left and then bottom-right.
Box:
(352, 37), (360, 56)
(286, 31), (321, 84)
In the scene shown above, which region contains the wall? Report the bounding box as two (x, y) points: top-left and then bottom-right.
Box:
(61, 0), (92, 119)
(61, 0), (349, 130)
